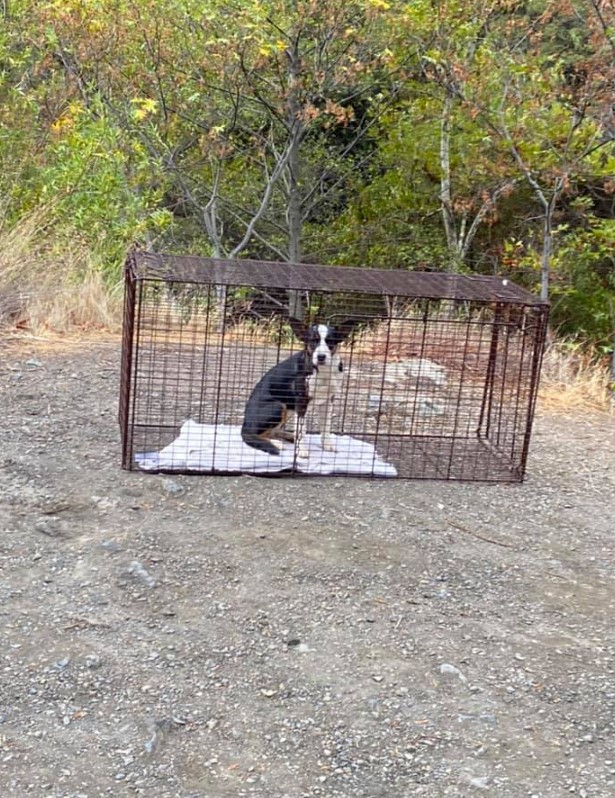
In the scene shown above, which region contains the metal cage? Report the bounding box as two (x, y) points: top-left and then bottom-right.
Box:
(119, 251), (549, 482)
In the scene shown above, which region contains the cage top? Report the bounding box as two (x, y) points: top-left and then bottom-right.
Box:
(129, 251), (546, 306)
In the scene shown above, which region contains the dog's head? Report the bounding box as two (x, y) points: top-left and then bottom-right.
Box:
(289, 318), (361, 368)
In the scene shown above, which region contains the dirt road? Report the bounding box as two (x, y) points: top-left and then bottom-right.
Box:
(1, 339), (614, 797)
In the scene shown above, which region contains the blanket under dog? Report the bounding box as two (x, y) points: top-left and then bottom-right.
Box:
(135, 419), (397, 477)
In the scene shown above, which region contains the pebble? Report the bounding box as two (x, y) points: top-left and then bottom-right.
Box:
(35, 517), (63, 538)
(101, 539), (123, 553)
(127, 560), (156, 588)
(162, 479), (184, 496)
(85, 654), (102, 670)
(440, 663), (467, 682)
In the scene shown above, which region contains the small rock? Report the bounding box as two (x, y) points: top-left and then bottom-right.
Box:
(469, 775), (490, 790)
(162, 479), (184, 496)
(85, 654), (102, 670)
(35, 517), (63, 538)
(144, 718), (182, 754)
(101, 540), (122, 553)
(54, 657), (71, 671)
(440, 663), (467, 683)
(127, 560), (156, 588)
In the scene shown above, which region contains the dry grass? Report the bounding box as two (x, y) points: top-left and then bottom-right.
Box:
(0, 207), (123, 334)
(25, 269), (123, 333)
(538, 342), (613, 414)
(2, 216), (612, 416)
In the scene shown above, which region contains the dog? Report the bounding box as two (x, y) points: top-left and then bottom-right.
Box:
(241, 318), (360, 459)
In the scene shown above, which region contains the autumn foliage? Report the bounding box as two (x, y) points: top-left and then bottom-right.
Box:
(0, 0), (613, 345)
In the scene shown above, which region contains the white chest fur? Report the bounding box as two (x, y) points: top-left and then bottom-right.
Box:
(307, 356), (343, 406)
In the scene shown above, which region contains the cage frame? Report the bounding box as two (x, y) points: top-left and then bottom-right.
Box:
(119, 250), (549, 482)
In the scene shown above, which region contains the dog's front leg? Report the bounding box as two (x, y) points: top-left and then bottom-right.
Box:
(294, 412), (309, 459)
(320, 398), (337, 452)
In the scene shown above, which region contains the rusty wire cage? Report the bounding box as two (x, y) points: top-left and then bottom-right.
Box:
(119, 251), (549, 482)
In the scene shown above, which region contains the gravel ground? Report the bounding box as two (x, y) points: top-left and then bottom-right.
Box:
(1, 338), (614, 798)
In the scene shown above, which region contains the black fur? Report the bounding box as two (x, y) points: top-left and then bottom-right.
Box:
(241, 317), (362, 456)
(241, 351), (313, 455)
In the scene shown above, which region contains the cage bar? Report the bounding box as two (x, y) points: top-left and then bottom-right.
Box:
(119, 251), (549, 482)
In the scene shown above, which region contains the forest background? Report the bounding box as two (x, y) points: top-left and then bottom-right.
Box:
(0, 0), (613, 371)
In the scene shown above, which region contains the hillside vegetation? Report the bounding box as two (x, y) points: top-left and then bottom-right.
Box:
(1, 0), (613, 358)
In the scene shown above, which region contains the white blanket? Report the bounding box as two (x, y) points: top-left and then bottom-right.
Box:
(135, 420), (397, 477)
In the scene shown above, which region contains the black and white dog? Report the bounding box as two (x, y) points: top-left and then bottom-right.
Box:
(241, 318), (359, 459)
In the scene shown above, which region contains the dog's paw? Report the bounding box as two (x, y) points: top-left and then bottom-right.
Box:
(321, 436), (336, 453)
(297, 447), (309, 460)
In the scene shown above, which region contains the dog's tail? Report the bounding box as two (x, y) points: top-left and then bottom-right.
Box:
(241, 427), (281, 456)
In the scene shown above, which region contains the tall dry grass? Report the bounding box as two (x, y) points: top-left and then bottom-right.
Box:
(1, 211), (612, 414)
(0, 207), (123, 333)
(539, 341), (613, 414)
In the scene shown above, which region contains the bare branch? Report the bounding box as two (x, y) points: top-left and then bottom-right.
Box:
(587, 0), (615, 55)
(223, 205), (288, 261)
(460, 179), (520, 258)
(440, 92), (458, 251)
(228, 125), (296, 259)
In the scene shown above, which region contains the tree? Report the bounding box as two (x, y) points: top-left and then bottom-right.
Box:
(151, 0), (405, 314)
(2, 0), (613, 346)
(459, 0), (615, 301)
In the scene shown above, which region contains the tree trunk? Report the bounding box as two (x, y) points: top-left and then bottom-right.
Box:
(439, 92), (461, 271)
(287, 122), (303, 320)
(504, 133), (564, 305)
(539, 185), (563, 304)
(540, 212), (552, 304)
(286, 38), (304, 321)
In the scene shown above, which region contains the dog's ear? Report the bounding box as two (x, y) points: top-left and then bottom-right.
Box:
(288, 316), (307, 343)
(331, 317), (363, 344)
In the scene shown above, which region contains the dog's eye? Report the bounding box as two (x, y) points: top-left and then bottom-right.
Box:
(325, 336), (336, 348)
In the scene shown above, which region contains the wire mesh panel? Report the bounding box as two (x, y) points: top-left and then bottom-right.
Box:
(120, 251), (549, 481)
